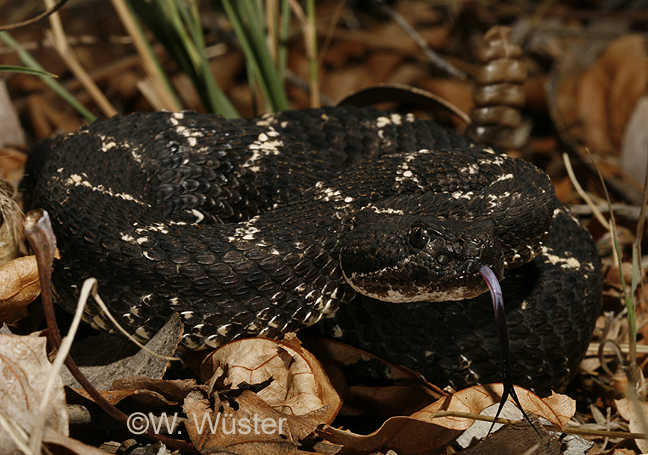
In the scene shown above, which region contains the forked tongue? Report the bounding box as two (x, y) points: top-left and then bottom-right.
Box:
(478, 265), (538, 435)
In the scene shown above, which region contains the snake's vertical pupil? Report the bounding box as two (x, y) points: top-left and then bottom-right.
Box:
(409, 223), (430, 249)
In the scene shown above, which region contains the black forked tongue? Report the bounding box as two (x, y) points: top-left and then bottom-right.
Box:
(478, 265), (540, 435)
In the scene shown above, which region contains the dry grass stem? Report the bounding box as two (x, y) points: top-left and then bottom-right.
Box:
(88, 277), (180, 362)
(44, 0), (117, 117)
(110, 0), (181, 111)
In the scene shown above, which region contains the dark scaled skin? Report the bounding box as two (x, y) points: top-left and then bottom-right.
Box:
(323, 204), (602, 396)
(26, 106), (601, 395)
(340, 210), (503, 302)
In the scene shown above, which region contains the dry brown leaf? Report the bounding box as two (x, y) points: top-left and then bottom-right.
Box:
(59, 312), (182, 391)
(461, 414), (561, 455)
(318, 385), (574, 455)
(112, 376), (198, 399)
(0, 148), (27, 184)
(184, 388), (324, 454)
(610, 449), (639, 455)
(304, 336), (445, 399)
(200, 335), (341, 424)
(577, 59), (612, 153)
(342, 385), (437, 418)
(558, 34), (648, 156)
(0, 255), (40, 324)
(0, 334), (68, 453)
(70, 377), (198, 408)
(620, 96), (648, 187)
(616, 398), (648, 453)
(417, 78), (475, 124)
(27, 95), (84, 140)
(68, 387), (174, 407)
(42, 427), (108, 455)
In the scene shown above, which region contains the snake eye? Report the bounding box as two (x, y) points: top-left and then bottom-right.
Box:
(436, 254), (451, 265)
(409, 223), (430, 249)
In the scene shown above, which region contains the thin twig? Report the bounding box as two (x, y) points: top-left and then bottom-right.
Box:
(0, 410), (31, 454)
(0, 0), (68, 32)
(570, 203), (648, 220)
(305, 0), (319, 108)
(563, 153), (610, 230)
(89, 279), (179, 361)
(374, 0), (467, 80)
(110, 0), (181, 111)
(430, 411), (647, 440)
(29, 271), (90, 453)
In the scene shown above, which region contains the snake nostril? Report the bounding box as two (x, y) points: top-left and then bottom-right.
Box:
(436, 253), (451, 265)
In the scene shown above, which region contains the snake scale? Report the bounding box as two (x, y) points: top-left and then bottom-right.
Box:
(28, 106), (602, 396)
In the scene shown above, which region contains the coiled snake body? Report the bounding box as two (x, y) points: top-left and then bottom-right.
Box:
(29, 106), (602, 396)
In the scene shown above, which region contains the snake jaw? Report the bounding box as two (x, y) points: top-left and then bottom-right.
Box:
(339, 209), (504, 303)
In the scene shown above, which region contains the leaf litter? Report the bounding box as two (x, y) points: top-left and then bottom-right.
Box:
(1, 1), (648, 453)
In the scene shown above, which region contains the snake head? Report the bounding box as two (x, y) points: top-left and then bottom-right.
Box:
(340, 208), (504, 302)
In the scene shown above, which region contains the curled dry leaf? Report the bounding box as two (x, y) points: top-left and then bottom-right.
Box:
(184, 388), (326, 454)
(0, 334), (68, 453)
(343, 384), (437, 419)
(70, 377), (199, 408)
(460, 414), (562, 455)
(616, 398), (648, 453)
(200, 335), (341, 424)
(305, 336), (444, 417)
(553, 34), (648, 156)
(59, 312), (183, 391)
(318, 384), (575, 455)
(0, 148), (27, 186)
(41, 427), (108, 455)
(0, 255), (40, 324)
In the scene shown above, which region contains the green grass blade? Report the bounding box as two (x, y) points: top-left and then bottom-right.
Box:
(174, 0), (237, 116)
(305, 0), (319, 107)
(0, 65), (56, 77)
(223, 0), (290, 112)
(277, 0), (291, 82)
(240, 0), (290, 110)
(129, 0), (239, 117)
(0, 32), (96, 123)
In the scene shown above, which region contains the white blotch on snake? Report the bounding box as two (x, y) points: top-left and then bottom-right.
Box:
(376, 114), (403, 128)
(458, 163), (479, 175)
(314, 182), (355, 205)
(228, 215), (261, 241)
(452, 191), (475, 200)
(121, 233), (135, 242)
(92, 314), (111, 331)
(366, 205), (405, 215)
(66, 173), (150, 207)
(395, 153), (425, 187)
(478, 155), (505, 166)
(191, 209), (205, 224)
(180, 311), (195, 320)
(254, 113), (277, 127)
(96, 133), (120, 153)
(541, 246), (582, 269)
(243, 128), (284, 173)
